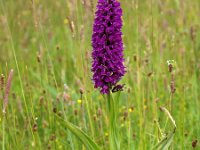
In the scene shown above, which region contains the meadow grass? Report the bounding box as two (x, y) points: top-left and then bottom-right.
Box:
(0, 0), (200, 149)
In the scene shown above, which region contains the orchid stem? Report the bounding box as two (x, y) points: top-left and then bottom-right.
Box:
(107, 93), (120, 150)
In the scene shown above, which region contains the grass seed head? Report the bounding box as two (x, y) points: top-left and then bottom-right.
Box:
(0, 74), (5, 91)
(3, 69), (14, 114)
(192, 139), (198, 149)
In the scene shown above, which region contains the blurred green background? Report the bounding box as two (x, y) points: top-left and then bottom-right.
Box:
(0, 0), (200, 149)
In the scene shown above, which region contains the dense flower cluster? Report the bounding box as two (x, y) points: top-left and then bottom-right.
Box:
(91, 0), (125, 94)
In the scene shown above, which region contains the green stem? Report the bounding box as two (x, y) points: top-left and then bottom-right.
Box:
(2, 114), (5, 150)
(107, 93), (120, 150)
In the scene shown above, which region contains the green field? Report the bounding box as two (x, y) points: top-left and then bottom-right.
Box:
(0, 0), (200, 149)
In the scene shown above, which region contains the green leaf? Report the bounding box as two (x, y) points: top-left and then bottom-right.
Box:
(55, 115), (100, 150)
(153, 107), (176, 150)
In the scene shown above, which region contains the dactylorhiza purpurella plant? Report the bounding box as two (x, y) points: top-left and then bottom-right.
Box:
(91, 0), (126, 94)
(91, 0), (125, 149)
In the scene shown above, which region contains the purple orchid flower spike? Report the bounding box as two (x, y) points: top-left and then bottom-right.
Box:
(91, 0), (126, 94)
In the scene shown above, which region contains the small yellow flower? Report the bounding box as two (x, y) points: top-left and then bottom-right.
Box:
(144, 105), (147, 110)
(31, 141), (35, 147)
(129, 107), (134, 113)
(64, 18), (69, 25)
(129, 108), (133, 113)
(77, 99), (82, 104)
(105, 132), (109, 137)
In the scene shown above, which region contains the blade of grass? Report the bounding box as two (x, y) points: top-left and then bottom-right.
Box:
(153, 107), (176, 150)
(55, 114), (100, 150)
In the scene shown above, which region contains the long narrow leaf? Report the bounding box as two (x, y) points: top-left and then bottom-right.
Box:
(153, 107), (176, 150)
(55, 115), (100, 150)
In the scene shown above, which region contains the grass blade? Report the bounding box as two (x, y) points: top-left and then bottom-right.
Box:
(153, 107), (176, 150)
(55, 115), (100, 150)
